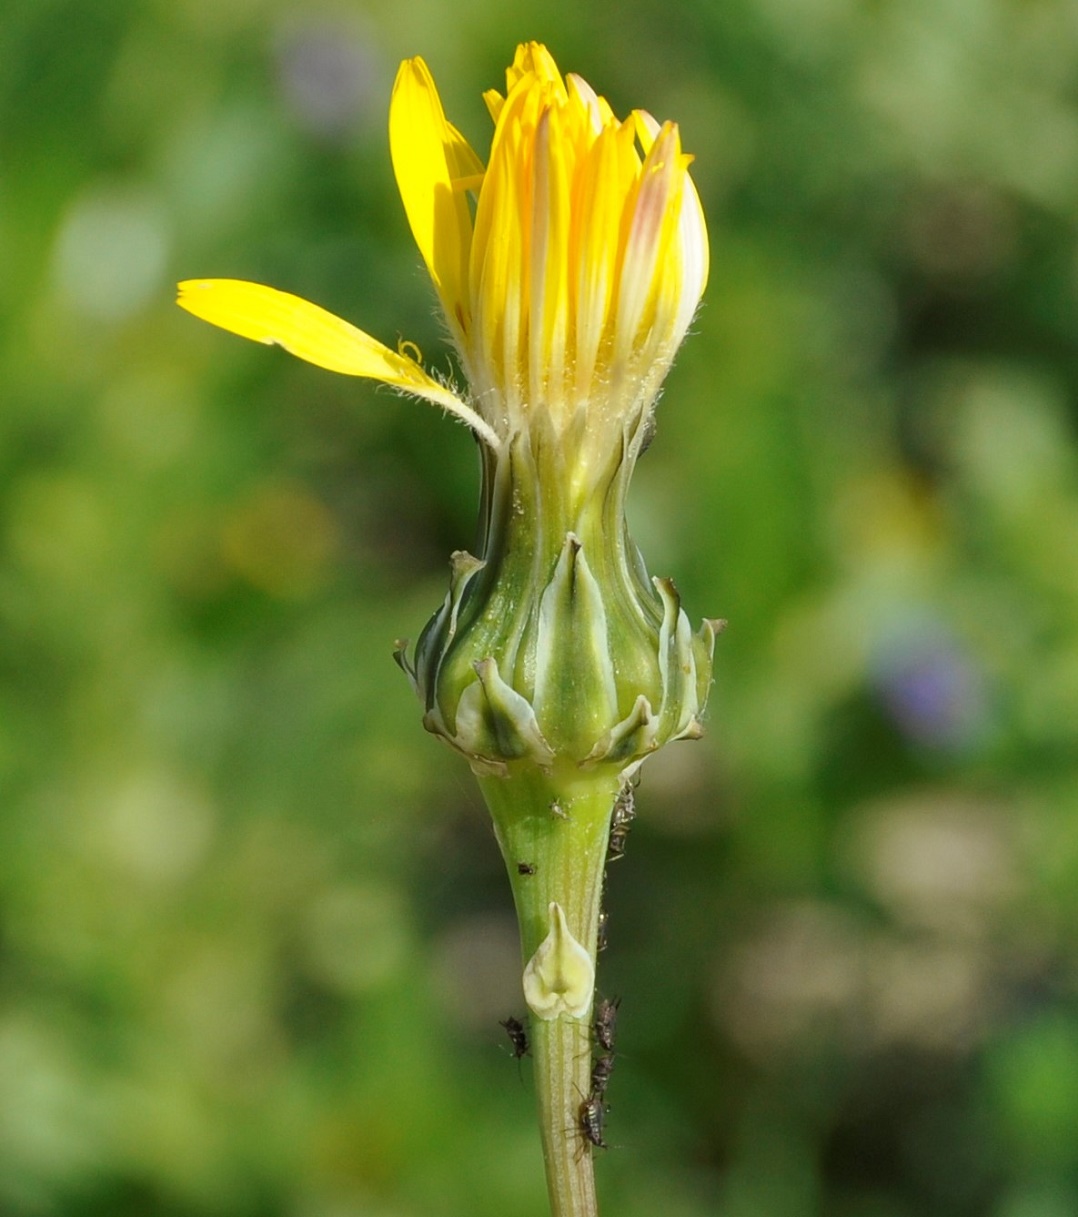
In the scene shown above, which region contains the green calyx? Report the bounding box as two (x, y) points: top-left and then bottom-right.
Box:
(396, 423), (720, 778)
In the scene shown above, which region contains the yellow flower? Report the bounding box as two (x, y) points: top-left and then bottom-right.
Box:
(178, 42), (708, 461)
(180, 42), (718, 775)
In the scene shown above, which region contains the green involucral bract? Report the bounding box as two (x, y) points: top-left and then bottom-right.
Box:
(396, 421), (719, 781)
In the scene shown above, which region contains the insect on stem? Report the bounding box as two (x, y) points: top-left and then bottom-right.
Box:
(500, 1015), (530, 1060)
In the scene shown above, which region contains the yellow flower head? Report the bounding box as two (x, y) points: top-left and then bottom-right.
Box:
(178, 43), (708, 457)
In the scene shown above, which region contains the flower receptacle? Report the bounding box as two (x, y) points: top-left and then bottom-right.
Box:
(397, 431), (719, 781)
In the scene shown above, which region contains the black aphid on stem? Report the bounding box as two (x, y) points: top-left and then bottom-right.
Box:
(594, 997), (621, 1053)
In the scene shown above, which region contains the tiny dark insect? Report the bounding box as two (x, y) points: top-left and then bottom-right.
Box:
(606, 784), (637, 861)
(597, 909), (609, 952)
(579, 1094), (609, 1150)
(517, 862), (536, 875)
(500, 1016), (529, 1059)
(606, 826), (627, 862)
(590, 1052), (615, 1099)
(594, 996), (621, 1053)
(613, 783), (636, 827)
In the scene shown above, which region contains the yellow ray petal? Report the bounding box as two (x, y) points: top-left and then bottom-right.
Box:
(571, 119), (636, 394)
(471, 143), (526, 405)
(483, 88), (506, 124)
(507, 42), (567, 101)
(389, 57), (474, 338)
(632, 109), (661, 153)
(445, 120), (486, 186)
(529, 105), (571, 406)
(177, 280), (498, 446)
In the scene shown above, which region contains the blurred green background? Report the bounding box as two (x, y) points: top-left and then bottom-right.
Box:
(3, 0), (1078, 1214)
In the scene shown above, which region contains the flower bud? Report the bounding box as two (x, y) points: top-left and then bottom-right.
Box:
(176, 40), (720, 780)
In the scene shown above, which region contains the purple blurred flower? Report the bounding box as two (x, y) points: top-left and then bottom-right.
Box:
(872, 619), (988, 750)
(274, 19), (385, 141)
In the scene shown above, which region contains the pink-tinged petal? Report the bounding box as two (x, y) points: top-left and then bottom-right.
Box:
(672, 170), (710, 339)
(614, 123), (683, 362)
(631, 112), (708, 342)
(567, 73), (613, 134)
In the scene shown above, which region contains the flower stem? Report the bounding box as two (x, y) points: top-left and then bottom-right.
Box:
(478, 764), (621, 1217)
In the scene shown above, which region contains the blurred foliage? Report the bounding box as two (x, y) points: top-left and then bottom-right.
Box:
(2, 0), (1078, 1215)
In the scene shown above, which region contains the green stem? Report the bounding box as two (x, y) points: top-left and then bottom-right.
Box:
(478, 764), (621, 1217)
